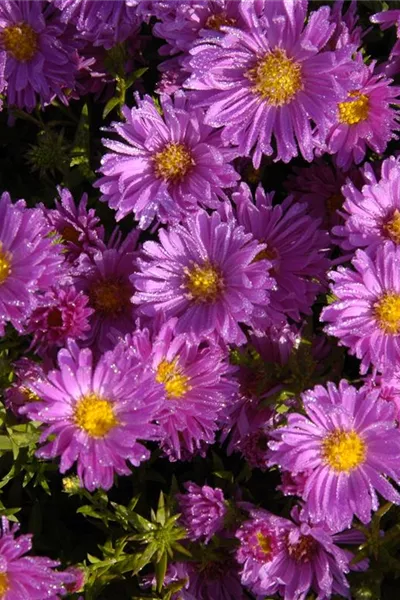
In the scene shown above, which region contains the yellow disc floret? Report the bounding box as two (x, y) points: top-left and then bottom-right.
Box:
(338, 91), (369, 125)
(374, 292), (400, 334)
(0, 243), (12, 286)
(247, 48), (303, 106)
(185, 262), (223, 302)
(2, 22), (38, 62)
(0, 572), (9, 597)
(322, 430), (366, 472)
(256, 532), (272, 557)
(153, 143), (194, 182)
(74, 394), (118, 438)
(384, 210), (400, 244)
(156, 359), (190, 399)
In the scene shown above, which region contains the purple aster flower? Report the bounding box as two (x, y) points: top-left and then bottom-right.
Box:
(0, 0), (79, 111)
(328, 0), (364, 51)
(185, 556), (245, 600)
(4, 358), (45, 417)
(22, 340), (163, 491)
(95, 92), (239, 228)
(362, 371), (400, 422)
(322, 243), (400, 374)
(0, 516), (75, 599)
(185, 0), (355, 165)
(177, 482), (227, 543)
(121, 317), (237, 460)
(268, 380), (400, 530)
(278, 471), (311, 498)
(73, 232), (139, 353)
(236, 505), (365, 599)
(25, 286), (93, 354)
(326, 58), (400, 169)
(54, 0), (141, 49)
(333, 156), (400, 254)
(0, 191), (65, 336)
(44, 187), (105, 264)
(132, 209), (274, 345)
(371, 9), (400, 60)
(231, 183), (330, 321)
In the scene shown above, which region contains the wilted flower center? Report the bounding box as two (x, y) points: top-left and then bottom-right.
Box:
(47, 308), (63, 328)
(61, 225), (81, 245)
(0, 572), (9, 597)
(205, 12), (236, 30)
(154, 143), (194, 182)
(20, 386), (40, 403)
(0, 244), (12, 285)
(384, 210), (400, 244)
(287, 534), (317, 562)
(74, 394), (118, 438)
(89, 279), (130, 315)
(374, 292), (400, 334)
(322, 430), (366, 472)
(326, 193), (344, 216)
(185, 262), (223, 302)
(2, 22), (38, 62)
(338, 91), (369, 125)
(156, 359), (190, 398)
(248, 49), (303, 106)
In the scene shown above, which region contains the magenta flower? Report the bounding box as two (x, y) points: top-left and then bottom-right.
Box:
(4, 358), (45, 417)
(0, 192), (65, 336)
(185, 0), (355, 165)
(22, 341), (163, 491)
(96, 92), (239, 228)
(333, 156), (400, 254)
(322, 243), (400, 374)
(231, 183), (330, 321)
(327, 59), (400, 169)
(25, 286), (93, 354)
(177, 482), (226, 543)
(73, 232), (139, 353)
(0, 0), (79, 111)
(0, 516), (75, 599)
(121, 317), (237, 460)
(132, 209), (274, 345)
(362, 371), (400, 422)
(268, 380), (400, 530)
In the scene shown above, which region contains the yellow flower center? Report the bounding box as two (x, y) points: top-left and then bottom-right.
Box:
(205, 12), (236, 31)
(153, 143), (194, 182)
(74, 394), (118, 438)
(185, 262), (223, 302)
(326, 193), (344, 216)
(247, 48), (303, 106)
(0, 243), (12, 286)
(374, 292), (400, 334)
(89, 279), (131, 316)
(322, 430), (366, 472)
(0, 572), (9, 597)
(156, 359), (190, 399)
(384, 210), (400, 244)
(256, 532), (272, 557)
(2, 22), (38, 62)
(20, 386), (40, 403)
(338, 91), (369, 125)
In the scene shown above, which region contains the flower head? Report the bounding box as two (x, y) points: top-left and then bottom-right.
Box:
(0, 0), (79, 111)
(186, 1), (355, 165)
(268, 380), (400, 530)
(96, 92), (239, 228)
(322, 243), (400, 374)
(4, 358), (45, 416)
(132, 209), (274, 345)
(177, 482), (226, 543)
(22, 341), (163, 491)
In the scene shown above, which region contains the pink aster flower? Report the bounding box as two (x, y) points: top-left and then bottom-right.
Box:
(231, 183), (330, 321)
(268, 380), (400, 530)
(22, 341), (163, 491)
(326, 59), (400, 169)
(0, 0), (79, 111)
(333, 156), (400, 254)
(0, 516), (75, 599)
(177, 482), (227, 543)
(44, 187), (105, 263)
(132, 209), (275, 345)
(73, 232), (139, 353)
(322, 243), (400, 375)
(25, 286), (93, 354)
(95, 92), (239, 228)
(120, 317), (237, 460)
(0, 191), (65, 336)
(4, 358), (45, 417)
(185, 0), (355, 165)
(236, 505), (365, 599)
